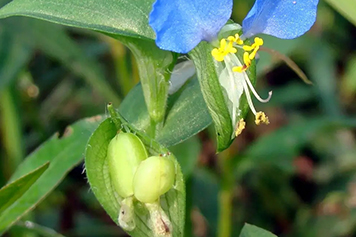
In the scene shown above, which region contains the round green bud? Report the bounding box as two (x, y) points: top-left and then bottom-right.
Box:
(133, 155), (175, 203)
(107, 132), (148, 198)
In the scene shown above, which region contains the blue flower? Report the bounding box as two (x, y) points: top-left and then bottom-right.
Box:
(149, 0), (319, 137)
(149, 0), (319, 53)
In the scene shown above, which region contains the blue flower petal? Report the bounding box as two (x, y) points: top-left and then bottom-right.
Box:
(149, 0), (233, 53)
(242, 0), (319, 39)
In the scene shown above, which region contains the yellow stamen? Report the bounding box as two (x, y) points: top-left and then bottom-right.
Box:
(255, 111), (269, 125)
(211, 38), (237, 62)
(249, 38), (263, 60)
(232, 52), (251, 72)
(228, 34), (244, 45)
(235, 119), (246, 137)
(243, 52), (251, 67)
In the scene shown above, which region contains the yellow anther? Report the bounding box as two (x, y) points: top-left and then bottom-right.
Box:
(235, 119), (246, 137)
(227, 36), (236, 42)
(254, 37), (263, 46)
(232, 65), (244, 73)
(211, 38), (237, 62)
(212, 35), (262, 71)
(242, 45), (255, 51)
(234, 34), (244, 45)
(227, 34), (244, 45)
(232, 52), (251, 72)
(255, 111), (270, 125)
(249, 37), (263, 60)
(243, 52), (251, 67)
(211, 48), (225, 62)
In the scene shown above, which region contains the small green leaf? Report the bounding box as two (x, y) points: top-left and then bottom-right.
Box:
(0, 116), (103, 234)
(119, 77), (212, 147)
(239, 223), (277, 237)
(0, 0), (155, 40)
(85, 115), (185, 236)
(0, 162), (49, 214)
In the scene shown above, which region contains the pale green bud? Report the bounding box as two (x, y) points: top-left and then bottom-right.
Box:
(108, 132), (148, 198)
(133, 156), (175, 203)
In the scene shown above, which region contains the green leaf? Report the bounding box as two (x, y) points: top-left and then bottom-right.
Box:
(325, 0), (356, 27)
(0, 116), (103, 234)
(189, 39), (256, 152)
(239, 223), (277, 237)
(85, 115), (185, 236)
(118, 37), (176, 123)
(0, 162), (49, 214)
(0, 0), (155, 40)
(119, 77), (212, 147)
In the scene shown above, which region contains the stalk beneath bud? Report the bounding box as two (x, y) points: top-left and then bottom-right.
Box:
(118, 197), (136, 231)
(146, 202), (172, 237)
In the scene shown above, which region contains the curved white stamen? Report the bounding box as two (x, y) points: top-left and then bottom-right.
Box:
(241, 75), (257, 115)
(244, 74), (272, 103)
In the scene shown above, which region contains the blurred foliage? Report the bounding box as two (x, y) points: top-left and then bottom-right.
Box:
(0, 0), (355, 236)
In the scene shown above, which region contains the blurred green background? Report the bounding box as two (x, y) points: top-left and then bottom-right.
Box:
(0, 0), (356, 236)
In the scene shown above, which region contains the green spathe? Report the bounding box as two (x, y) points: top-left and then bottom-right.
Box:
(107, 132), (148, 198)
(133, 156), (175, 203)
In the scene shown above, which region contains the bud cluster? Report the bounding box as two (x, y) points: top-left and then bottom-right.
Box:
(107, 132), (175, 234)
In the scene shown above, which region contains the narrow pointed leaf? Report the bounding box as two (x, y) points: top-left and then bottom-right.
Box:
(0, 116), (102, 234)
(0, 0), (156, 40)
(0, 162), (49, 214)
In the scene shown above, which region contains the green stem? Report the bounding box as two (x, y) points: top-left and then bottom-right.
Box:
(107, 103), (122, 130)
(217, 150), (234, 237)
(0, 87), (24, 179)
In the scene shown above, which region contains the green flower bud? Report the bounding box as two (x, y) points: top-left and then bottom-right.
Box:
(133, 155), (175, 203)
(108, 132), (148, 198)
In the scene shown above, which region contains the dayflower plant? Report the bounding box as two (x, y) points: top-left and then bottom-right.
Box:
(149, 0), (319, 137)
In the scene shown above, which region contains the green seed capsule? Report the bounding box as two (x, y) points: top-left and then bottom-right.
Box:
(133, 155), (175, 203)
(108, 132), (148, 198)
